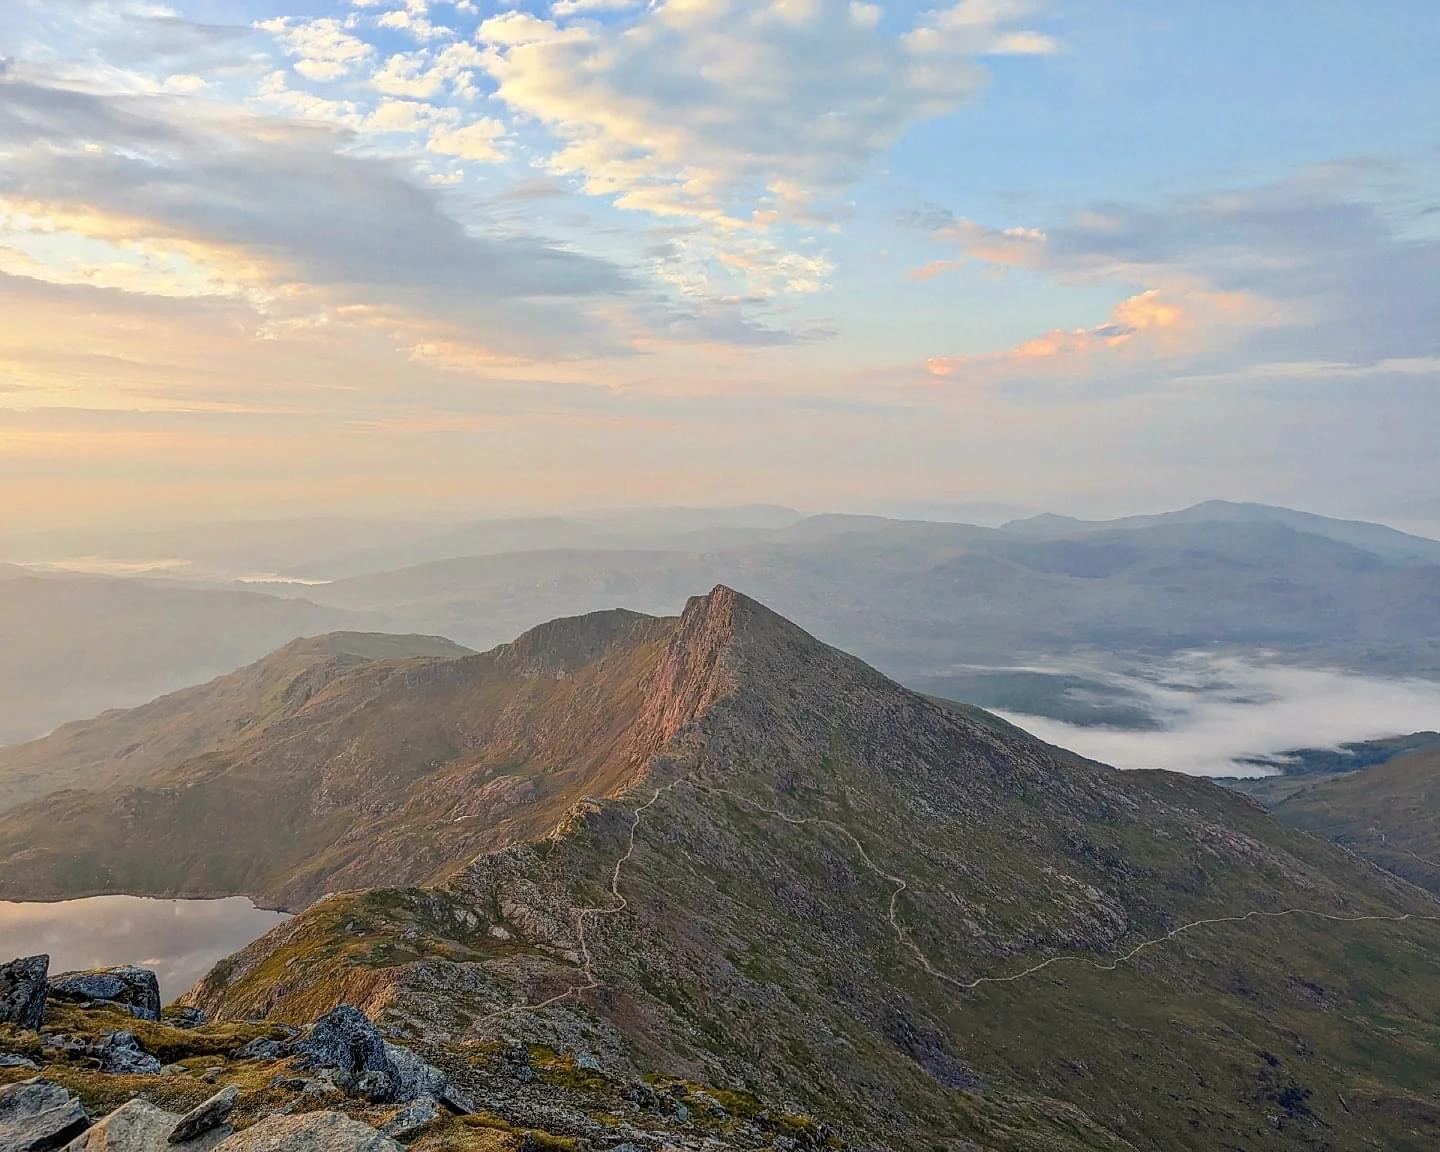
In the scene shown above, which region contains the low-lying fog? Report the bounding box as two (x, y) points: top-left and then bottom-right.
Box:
(993, 653), (1440, 777)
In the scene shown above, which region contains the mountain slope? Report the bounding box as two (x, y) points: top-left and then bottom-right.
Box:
(0, 609), (698, 906)
(0, 632), (471, 813)
(0, 571), (372, 745)
(1271, 747), (1440, 894)
(157, 588), (1440, 1151)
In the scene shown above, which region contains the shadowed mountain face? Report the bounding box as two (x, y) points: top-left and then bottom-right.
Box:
(0, 610), (693, 907)
(19, 587), (1432, 1148)
(0, 632), (472, 815)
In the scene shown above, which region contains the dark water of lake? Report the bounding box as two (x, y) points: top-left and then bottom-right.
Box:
(0, 895), (290, 1000)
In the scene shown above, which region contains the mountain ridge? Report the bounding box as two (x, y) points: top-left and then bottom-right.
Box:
(157, 589), (1440, 1149)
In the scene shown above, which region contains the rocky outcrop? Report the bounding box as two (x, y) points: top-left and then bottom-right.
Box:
(0, 1077), (89, 1151)
(292, 1007), (396, 1101)
(0, 957), (47, 1031)
(166, 1087), (237, 1145)
(60, 1098), (230, 1151)
(41, 1032), (161, 1077)
(292, 1006), (468, 1113)
(47, 969), (160, 1022)
(209, 1114), (399, 1152)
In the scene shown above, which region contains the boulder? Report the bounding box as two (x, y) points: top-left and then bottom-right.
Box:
(0, 1056), (37, 1072)
(60, 1099), (230, 1151)
(94, 1032), (161, 1076)
(46, 969), (161, 1023)
(293, 1007), (397, 1101)
(0, 1077), (89, 1152)
(167, 1087), (237, 1145)
(381, 1042), (472, 1113)
(379, 1096), (440, 1142)
(163, 1009), (206, 1031)
(210, 1113), (401, 1151)
(232, 1040), (283, 1063)
(0, 957), (48, 1031)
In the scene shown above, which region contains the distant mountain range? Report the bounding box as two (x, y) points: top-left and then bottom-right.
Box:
(4, 500), (1439, 746)
(7, 588), (1440, 1148)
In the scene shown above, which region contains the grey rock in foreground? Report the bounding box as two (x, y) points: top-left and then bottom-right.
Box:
(47, 969), (161, 1022)
(378, 1096), (439, 1141)
(0, 957), (48, 1031)
(0, 1077), (89, 1152)
(210, 1113), (401, 1151)
(166, 1087), (237, 1146)
(60, 1098), (230, 1151)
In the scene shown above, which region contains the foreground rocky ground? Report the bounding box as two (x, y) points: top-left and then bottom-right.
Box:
(1, 956), (839, 1152)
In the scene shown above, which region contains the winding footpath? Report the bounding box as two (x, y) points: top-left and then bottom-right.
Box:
(475, 781), (682, 1025)
(480, 775), (1440, 1025)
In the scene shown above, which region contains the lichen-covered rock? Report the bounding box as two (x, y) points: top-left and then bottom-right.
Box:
(60, 1098), (231, 1151)
(381, 1042), (471, 1113)
(0, 1077), (89, 1152)
(166, 1087), (237, 1145)
(210, 1113), (400, 1151)
(0, 957), (48, 1031)
(379, 1096), (439, 1141)
(94, 1032), (161, 1076)
(293, 1007), (397, 1101)
(47, 968), (161, 1022)
(232, 1039), (284, 1063)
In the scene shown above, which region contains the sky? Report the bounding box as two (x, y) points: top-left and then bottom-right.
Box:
(0, 0), (1437, 532)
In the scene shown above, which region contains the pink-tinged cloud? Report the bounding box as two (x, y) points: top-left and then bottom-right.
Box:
(907, 219), (1048, 280)
(925, 286), (1279, 380)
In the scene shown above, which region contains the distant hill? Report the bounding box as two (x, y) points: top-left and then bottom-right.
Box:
(1003, 499), (1440, 565)
(278, 505), (806, 580)
(1269, 746), (1440, 894)
(0, 631), (470, 813)
(1221, 731), (1440, 805)
(9, 500), (1440, 745)
(0, 571), (372, 745)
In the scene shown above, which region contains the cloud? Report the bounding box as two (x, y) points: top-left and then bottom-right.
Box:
(255, 16), (375, 82)
(0, 72), (631, 361)
(426, 117), (506, 162)
(998, 652), (1440, 777)
(376, 5), (454, 42)
(549, 0), (642, 15)
(925, 286), (1271, 378)
(474, 0), (1057, 296)
(913, 170), (1440, 391)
